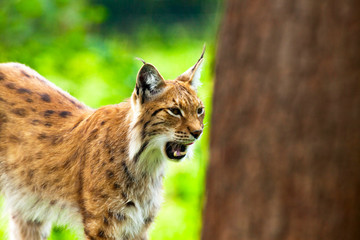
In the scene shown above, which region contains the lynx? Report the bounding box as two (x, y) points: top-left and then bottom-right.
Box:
(0, 49), (205, 240)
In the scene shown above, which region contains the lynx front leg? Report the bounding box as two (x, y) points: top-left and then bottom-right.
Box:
(9, 213), (51, 240)
(83, 216), (117, 240)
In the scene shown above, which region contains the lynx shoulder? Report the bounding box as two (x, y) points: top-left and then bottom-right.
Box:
(0, 49), (205, 240)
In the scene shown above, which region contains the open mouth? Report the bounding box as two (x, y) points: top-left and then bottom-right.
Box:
(165, 142), (189, 161)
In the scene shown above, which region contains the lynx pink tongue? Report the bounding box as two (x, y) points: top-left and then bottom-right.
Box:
(167, 142), (187, 158)
(173, 145), (186, 157)
(174, 150), (182, 157)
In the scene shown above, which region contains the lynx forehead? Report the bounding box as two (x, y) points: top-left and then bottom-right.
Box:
(0, 48), (205, 240)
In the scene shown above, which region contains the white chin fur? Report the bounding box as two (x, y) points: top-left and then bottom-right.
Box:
(184, 144), (194, 160)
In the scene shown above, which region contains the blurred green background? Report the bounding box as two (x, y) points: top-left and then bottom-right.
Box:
(0, 0), (221, 239)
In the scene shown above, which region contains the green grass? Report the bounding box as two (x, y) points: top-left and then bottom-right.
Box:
(0, 36), (214, 239)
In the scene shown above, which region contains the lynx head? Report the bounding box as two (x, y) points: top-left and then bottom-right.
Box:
(130, 48), (205, 163)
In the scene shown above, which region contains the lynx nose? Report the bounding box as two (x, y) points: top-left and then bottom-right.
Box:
(190, 129), (203, 139)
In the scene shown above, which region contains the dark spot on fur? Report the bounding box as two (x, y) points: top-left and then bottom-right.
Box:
(108, 210), (113, 218)
(62, 158), (71, 168)
(84, 229), (90, 237)
(0, 97), (7, 103)
(31, 119), (41, 125)
(115, 213), (126, 221)
(0, 72), (5, 81)
(21, 70), (30, 78)
(59, 111), (72, 118)
(144, 216), (154, 225)
(41, 183), (47, 189)
(100, 121), (106, 126)
(44, 122), (52, 127)
(97, 230), (105, 238)
(106, 170), (114, 179)
(68, 99), (85, 110)
(50, 200), (57, 205)
(109, 156), (114, 162)
(52, 135), (63, 145)
(28, 170), (34, 180)
(17, 88), (32, 94)
(121, 192), (127, 199)
(0, 112), (8, 124)
(6, 83), (16, 89)
(126, 201), (135, 207)
(88, 128), (99, 141)
(37, 133), (47, 140)
(26, 98), (33, 103)
(40, 93), (51, 102)
(100, 194), (109, 199)
(43, 110), (55, 117)
(31, 108), (36, 112)
(11, 108), (27, 117)
(113, 183), (120, 190)
(103, 217), (109, 225)
(33, 219), (42, 225)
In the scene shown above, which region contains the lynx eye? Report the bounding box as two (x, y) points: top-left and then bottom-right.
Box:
(168, 107), (182, 116)
(197, 107), (204, 115)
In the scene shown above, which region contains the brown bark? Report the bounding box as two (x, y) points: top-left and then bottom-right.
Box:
(202, 0), (360, 240)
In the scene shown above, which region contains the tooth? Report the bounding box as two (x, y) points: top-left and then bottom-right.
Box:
(180, 152), (186, 155)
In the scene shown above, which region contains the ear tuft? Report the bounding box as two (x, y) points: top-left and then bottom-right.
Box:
(177, 45), (205, 90)
(135, 57), (147, 65)
(135, 63), (165, 104)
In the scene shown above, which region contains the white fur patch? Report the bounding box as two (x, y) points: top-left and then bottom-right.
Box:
(146, 75), (159, 91)
(112, 143), (165, 239)
(190, 59), (204, 90)
(1, 182), (83, 239)
(124, 106), (169, 238)
(179, 59), (204, 91)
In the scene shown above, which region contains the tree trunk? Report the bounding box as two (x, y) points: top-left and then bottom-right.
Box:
(202, 0), (360, 240)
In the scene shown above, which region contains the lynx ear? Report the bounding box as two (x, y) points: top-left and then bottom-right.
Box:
(177, 46), (205, 90)
(135, 63), (165, 104)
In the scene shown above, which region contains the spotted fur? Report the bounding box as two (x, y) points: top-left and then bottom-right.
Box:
(0, 50), (205, 240)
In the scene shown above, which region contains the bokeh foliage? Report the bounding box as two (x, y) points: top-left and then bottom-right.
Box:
(0, 0), (220, 239)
